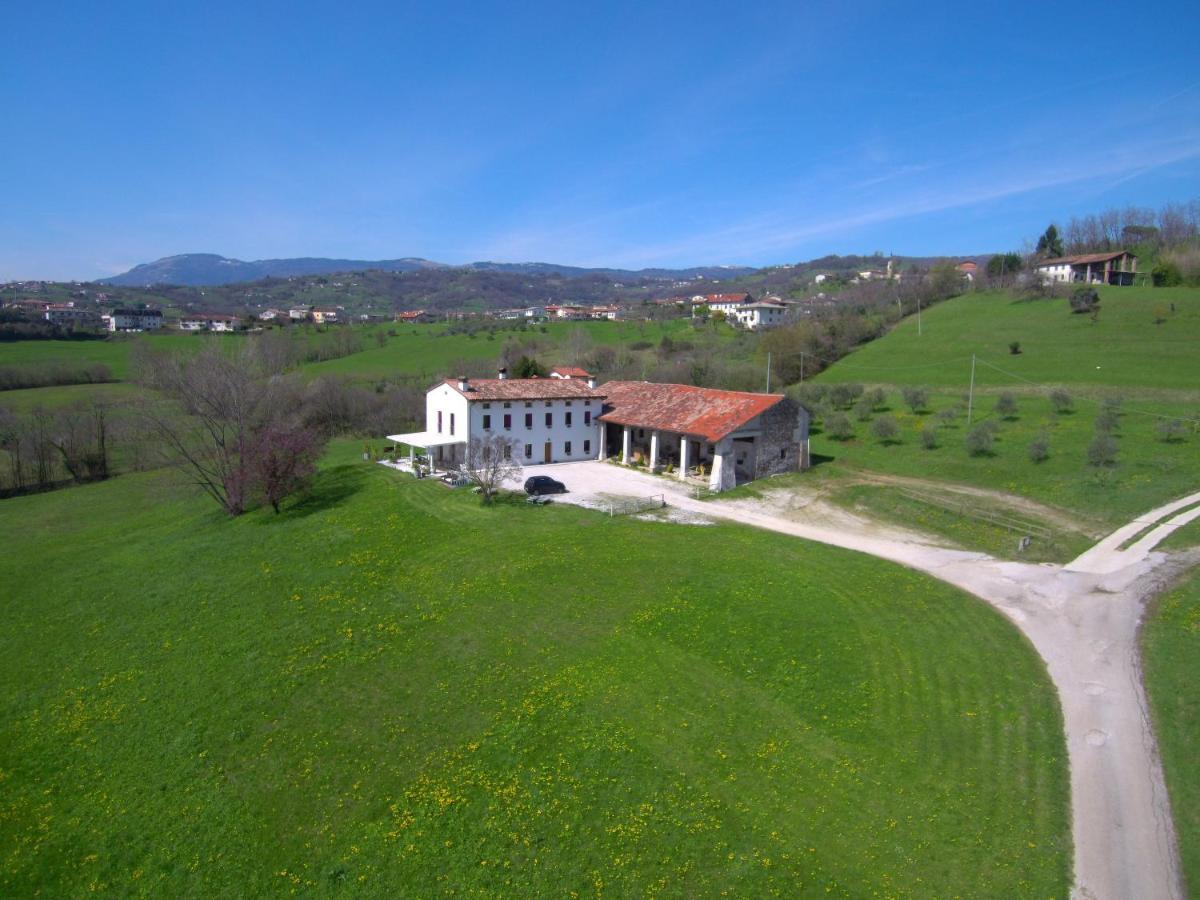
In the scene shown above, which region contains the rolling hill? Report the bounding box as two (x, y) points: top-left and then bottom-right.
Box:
(99, 253), (760, 288)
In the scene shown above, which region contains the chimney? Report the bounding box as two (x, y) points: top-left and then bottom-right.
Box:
(497, 366), (508, 380)
(586, 376), (597, 389)
(457, 375), (469, 391)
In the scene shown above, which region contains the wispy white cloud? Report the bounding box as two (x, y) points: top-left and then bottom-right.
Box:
(602, 133), (1200, 266)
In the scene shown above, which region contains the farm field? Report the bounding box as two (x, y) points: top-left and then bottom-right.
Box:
(1142, 570), (1200, 896)
(301, 318), (717, 383)
(0, 441), (1070, 896)
(0, 318), (729, 404)
(817, 286), (1200, 393)
(809, 286), (1200, 528)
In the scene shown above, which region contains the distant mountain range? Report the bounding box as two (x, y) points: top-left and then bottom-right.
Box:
(100, 253), (759, 287)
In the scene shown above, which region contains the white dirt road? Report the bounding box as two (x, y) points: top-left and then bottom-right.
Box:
(509, 462), (1199, 900)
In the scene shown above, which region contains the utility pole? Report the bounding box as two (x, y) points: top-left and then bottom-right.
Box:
(917, 295), (922, 335)
(765, 352), (771, 393)
(967, 354), (976, 425)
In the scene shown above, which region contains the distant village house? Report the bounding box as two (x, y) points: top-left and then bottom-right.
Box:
(1034, 251), (1137, 286)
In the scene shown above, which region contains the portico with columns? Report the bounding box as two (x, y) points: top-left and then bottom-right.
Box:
(597, 381), (810, 492)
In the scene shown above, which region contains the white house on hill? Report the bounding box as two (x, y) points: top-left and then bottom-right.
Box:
(388, 370), (810, 492)
(1034, 251), (1137, 285)
(390, 369), (605, 469)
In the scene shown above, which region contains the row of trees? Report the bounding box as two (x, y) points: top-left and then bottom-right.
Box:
(1057, 200), (1200, 256)
(0, 329), (428, 510)
(0, 403), (114, 495)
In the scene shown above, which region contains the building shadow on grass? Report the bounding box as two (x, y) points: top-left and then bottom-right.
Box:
(808, 452), (837, 469)
(269, 465), (368, 521)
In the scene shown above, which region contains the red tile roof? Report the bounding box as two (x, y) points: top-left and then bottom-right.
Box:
(1037, 250), (1137, 266)
(442, 377), (603, 401)
(598, 381), (784, 443)
(549, 366), (592, 378)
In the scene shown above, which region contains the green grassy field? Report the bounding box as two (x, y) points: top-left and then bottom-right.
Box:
(0, 442), (1069, 896)
(0, 318), (722, 404)
(0, 381), (143, 413)
(301, 319), (712, 382)
(810, 287), (1200, 528)
(818, 286), (1200, 393)
(1142, 571), (1200, 896)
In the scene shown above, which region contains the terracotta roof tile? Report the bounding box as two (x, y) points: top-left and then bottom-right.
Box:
(549, 366), (592, 378)
(1036, 250), (1136, 266)
(442, 377), (603, 401)
(598, 381), (784, 443)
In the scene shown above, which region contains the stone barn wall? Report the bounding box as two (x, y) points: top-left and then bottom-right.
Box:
(753, 398), (810, 479)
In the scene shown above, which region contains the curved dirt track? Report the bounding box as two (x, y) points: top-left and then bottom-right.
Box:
(510, 463), (1198, 899)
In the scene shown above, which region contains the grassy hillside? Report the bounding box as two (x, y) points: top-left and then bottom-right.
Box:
(1142, 571), (1200, 895)
(810, 286), (1200, 528)
(0, 442), (1069, 895)
(818, 286), (1199, 392)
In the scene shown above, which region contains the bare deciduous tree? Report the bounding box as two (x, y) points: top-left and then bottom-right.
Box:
(137, 345), (261, 514)
(455, 435), (521, 504)
(250, 425), (323, 513)
(49, 402), (110, 482)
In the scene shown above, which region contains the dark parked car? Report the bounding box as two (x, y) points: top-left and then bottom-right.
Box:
(524, 475), (566, 496)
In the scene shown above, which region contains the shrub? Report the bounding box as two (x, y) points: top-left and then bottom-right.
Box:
(965, 424), (995, 456)
(1049, 389), (1074, 414)
(829, 383), (864, 409)
(1008, 341), (1021, 355)
(870, 415), (900, 444)
(1028, 433), (1050, 463)
(1069, 287), (1100, 314)
(994, 392), (1018, 419)
(853, 398), (874, 421)
(825, 412), (854, 441)
(1156, 419), (1187, 443)
(863, 387), (887, 410)
(920, 425), (938, 450)
(1151, 260), (1182, 287)
(1094, 409), (1119, 434)
(792, 383), (828, 409)
(900, 386), (929, 414)
(1087, 434), (1118, 467)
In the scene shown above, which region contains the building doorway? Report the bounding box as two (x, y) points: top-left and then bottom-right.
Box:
(544, 442), (552, 463)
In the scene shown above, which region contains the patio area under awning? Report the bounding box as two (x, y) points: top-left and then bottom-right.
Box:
(384, 431), (465, 471)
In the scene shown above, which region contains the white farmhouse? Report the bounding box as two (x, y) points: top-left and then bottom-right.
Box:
(727, 300), (789, 330)
(1034, 250), (1137, 285)
(693, 292), (751, 315)
(386, 370), (811, 493)
(107, 308), (164, 332)
(389, 369), (605, 469)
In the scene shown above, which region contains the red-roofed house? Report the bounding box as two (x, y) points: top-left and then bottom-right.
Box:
(549, 366), (592, 380)
(1034, 251), (1137, 285)
(386, 370), (810, 491)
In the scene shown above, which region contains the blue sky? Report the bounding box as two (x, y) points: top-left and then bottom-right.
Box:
(2, 0), (1198, 280)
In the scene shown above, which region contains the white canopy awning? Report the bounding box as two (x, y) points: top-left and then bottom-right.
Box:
(386, 431), (464, 449)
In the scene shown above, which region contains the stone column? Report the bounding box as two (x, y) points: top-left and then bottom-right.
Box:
(621, 426), (631, 465)
(709, 437), (735, 491)
(649, 430), (660, 472)
(679, 437), (690, 480)
(597, 425), (607, 460)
